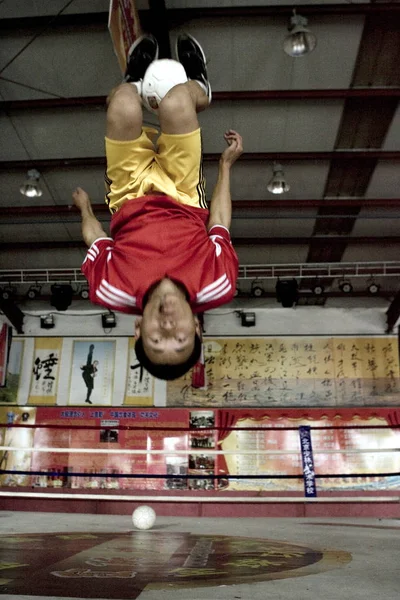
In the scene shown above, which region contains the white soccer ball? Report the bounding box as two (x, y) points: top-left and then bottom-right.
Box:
(142, 59), (188, 113)
(132, 505), (156, 530)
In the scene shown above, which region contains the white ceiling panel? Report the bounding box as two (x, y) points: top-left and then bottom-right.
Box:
(231, 216), (316, 238)
(166, 1), (366, 7)
(200, 100), (343, 152)
(1, 28), (119, 100)
(0, 222), (71, 244)
(0, 167), (107, 208)
(382, 103), (400, 151)
(0, 114), (31, 161)
(342, 245), (400, 262)
(236, 245), (309, 264)
(0, 1), (111, 19)
(0, 172), (55, 206)
(42, 168), (107, 206)
(173, 15), (364, 91)
(205, 161), (330, 200)
(0, 248), (86, 270)
(352, 215), (400, 237)
(3, 109), (105, 159)
(366, 162), (400, 198)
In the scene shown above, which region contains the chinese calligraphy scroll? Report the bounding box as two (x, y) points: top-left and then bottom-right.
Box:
(28, 338), (62, 404)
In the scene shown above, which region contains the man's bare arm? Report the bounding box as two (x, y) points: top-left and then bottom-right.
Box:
(72, 187), (109, 248)
(207, 130), (243, 232)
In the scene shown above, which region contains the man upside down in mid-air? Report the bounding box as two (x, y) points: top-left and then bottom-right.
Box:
(73, 34), (243, 380)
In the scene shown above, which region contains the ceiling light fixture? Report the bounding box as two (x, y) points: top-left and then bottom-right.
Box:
(251, 280), (264, 298)
(338, 280), (353, 294)
(20, 169), (43, 197)
(367, 282), (380, 295)
(267, 162), (290, 195)
(283, 10), (317, 58)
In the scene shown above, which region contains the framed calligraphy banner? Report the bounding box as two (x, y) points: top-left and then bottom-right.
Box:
(124, 338), (154, 406)
(167, 336), (400, 407)
(28, 338), (62, 404)
(68, 340), (116, 406)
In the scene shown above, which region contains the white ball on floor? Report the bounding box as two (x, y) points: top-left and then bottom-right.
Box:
(132, 505), (156, 530)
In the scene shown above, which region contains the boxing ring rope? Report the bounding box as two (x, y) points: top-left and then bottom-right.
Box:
(2, 424), (399, 430)
(1, 446), (399, 455)
(1, 421), (399, 505)
(0, 492), (397, 503)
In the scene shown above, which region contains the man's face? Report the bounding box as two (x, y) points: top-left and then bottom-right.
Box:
(136, 291), (200, 365)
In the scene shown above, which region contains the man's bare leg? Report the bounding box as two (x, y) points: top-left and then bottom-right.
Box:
(106, 82), (143, 141)
(158, 81), (208, 135)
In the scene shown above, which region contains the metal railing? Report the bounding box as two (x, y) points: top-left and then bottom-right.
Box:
(0, 261), (399, 286)
(238, 261), (400, 280)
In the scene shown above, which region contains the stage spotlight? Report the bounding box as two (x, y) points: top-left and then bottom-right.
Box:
(283, 10), (317, 57)
(251, 281), (264, 298)
(40, 314), (55, 329)
(26, 285), (41, 300)
(0, 287), (16, 301)
(276, 279), (298, 308)
(50, 284), (73, 311)
(240, 312), (256, 327)
(102, 311), (116, 328)
(368, 282), (380, 295)
(312, 282), (324, 296)
(79, 286), (89, 300)
(338, 280), (353, 294)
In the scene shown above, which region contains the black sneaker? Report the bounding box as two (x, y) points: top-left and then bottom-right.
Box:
(124, 34), (159, 84)
(175, 33), (211, 102)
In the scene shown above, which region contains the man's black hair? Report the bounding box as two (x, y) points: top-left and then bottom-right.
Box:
(135, 333), (202, 381)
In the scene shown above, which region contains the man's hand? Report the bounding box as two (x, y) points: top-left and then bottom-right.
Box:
(220, 130), (243, 167)
(72, 187), (90, 211)
(72, 187), (109, 247)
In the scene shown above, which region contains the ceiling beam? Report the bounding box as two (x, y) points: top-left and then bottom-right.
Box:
(3, 198), (400, 218)
(148, 0), (171, 59)
(2, 151), (400, 172)
(2, 237), (400, 251)
(2, 88), (400, 111)
(1, 4), (399, 32)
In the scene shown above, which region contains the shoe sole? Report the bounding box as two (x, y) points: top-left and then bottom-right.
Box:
(175, 33), (211, 102)
(127, 34), (159, 63)
(175, 33), (207, 67)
